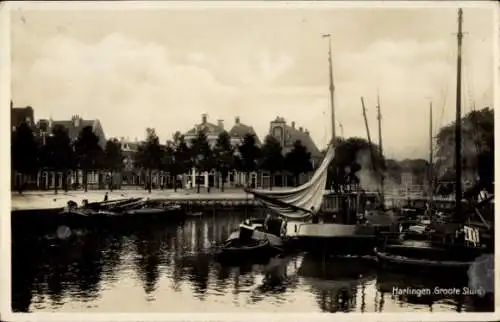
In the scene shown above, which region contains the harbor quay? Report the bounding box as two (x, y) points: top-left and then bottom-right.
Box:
(11, 188), (259, 212)
(11, 187), (455, 212)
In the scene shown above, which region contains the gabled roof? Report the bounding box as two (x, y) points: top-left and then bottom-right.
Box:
(281, 124), (321, 158)
(184, 122), (224, 137)
(228, 122), (262, 145)
(51, 119), (97, 141)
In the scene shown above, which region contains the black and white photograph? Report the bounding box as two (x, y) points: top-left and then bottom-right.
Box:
(2, 1), (497, 319)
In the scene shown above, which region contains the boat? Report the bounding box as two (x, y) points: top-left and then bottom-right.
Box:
(375, 9), (494, 275)
(214, 226), (285, 263)
(244, 35), (397, 256)
(239, 216), (285, 237)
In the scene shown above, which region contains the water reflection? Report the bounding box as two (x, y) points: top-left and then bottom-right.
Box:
(11, 209), (493, 313)
(297, 255), (377, 313)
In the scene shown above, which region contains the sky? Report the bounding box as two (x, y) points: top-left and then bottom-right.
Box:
(9, 2), (496, 159)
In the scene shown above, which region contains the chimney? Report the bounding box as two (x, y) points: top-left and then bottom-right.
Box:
(235, 116), (240, 124)
(291, 121), (295, 129)
(72, 114), (80, 127)
(305, 129), (310, 135)
(299, 127), (303, 132)
(10, 100), (13, 109)
(202, 113), (208, 124)
(217, 119), (224, 130)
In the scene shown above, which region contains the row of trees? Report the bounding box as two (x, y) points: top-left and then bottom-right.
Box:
(11, 107), (493, 195)
(11, 123), (315, 194)
(134, 128), (314, 193)
(12, 123), (124, 193)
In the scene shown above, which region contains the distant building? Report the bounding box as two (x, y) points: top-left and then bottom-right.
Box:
(177, 114), (323, 190)
(182, 114), (261, 190)
(265, 116), (322, 188)
(11, 100), (35, 131)
(118, 137), (141, 186)
(40, 115), (107, 149)
(269, 116), (322, 163)
(401, 171), (414, 186)
(228, 116), (261, 146)
(34, 115), (107, 190)
(183, 113), (225, 148)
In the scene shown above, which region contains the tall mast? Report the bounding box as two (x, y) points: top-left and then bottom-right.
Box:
(361, 97), (376, 174)
(376, 93), (385, 206)
(323, 34), (336, 143)
(428, 101), (434, 206)
(455, 8), (463, 220)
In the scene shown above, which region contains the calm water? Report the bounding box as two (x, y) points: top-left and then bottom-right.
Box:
(11, 209), (493, 313)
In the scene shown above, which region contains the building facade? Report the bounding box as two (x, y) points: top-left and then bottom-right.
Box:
(182, 114), (262, 190)
(11, 103), (109, 191)
(265, 116), (322, 188)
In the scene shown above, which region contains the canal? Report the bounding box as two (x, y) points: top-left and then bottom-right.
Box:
(11, 209), (493, 313)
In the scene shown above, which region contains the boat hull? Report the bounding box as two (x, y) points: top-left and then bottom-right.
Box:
(214, 226), (286, 264)
(374, 240), (485, 275)
(214, 239), (282, 264)
(12, 205), (185, 237)
(287, 222), (382, 256)
(374, 249), (474, 275)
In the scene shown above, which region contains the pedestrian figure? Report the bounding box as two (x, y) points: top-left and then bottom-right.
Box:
(104, 192), (108, 202)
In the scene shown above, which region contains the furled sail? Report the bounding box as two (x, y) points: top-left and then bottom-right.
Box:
(245, 143), (336, 220)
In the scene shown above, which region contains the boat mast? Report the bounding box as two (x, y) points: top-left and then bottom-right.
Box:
(376, 93), (385, 206)
(455, 8), (464, 221)
(323, 34), (336, 143)
(428, 101), (434, 207)
(361, 97), (377, 175)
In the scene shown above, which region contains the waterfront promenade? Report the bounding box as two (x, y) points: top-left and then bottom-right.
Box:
(11, 188), (256, 211)
(11, 187), (455, 211)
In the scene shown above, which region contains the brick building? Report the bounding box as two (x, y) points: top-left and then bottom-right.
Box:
(182, 114), (260, 189)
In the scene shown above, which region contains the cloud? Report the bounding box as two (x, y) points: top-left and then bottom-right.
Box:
(14, 33), (242, 141)
(327, 36), (492, 159)
(12, 32), (321, 147)
(10, 7), (493, 160)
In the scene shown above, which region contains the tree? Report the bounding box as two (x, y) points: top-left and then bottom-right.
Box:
(327, 137), (385, 191)
(260, 135), (284, 190)
(74, 126), (104, 192)
(40, 125), (75, 194)
(103, 138), (124, 191)
(190, 130), (213, 193)
(160, 144), (174, 190)
(284, 140), (313, 187)
(173, 135), (192, 191)
(385, 159), (403, 185)
(435, 107), (494, 192)
(236, 133), (261, 187)
(213, 131), (234, 192)
(134, 128), (163, 193)
(11, 122), (39, 194)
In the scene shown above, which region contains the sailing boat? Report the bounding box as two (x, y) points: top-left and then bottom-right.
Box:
(245, 35), (396, 256)
(374, 8), (494, 274)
